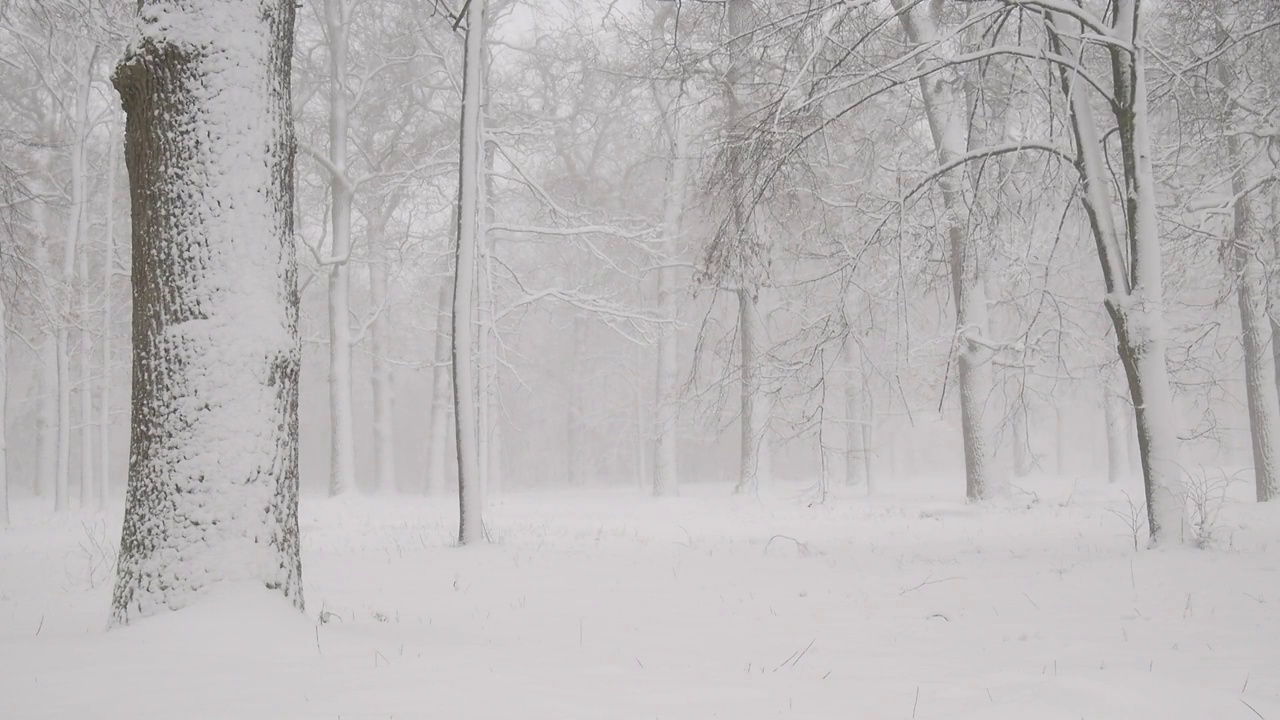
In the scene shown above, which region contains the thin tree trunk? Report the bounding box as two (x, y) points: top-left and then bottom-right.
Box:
(33, 240), (57, 499)
(736, 288), (770, 493)
(567, 315), (586, 487)
(368, 211), (396, 495)
(325, 0), (357, 497)
(56, 48), (95, 511)
(99, 119), (118, 509)
(843, 343), (863, 487)
(111, 0), (304, 624)
(653, 92), (685, 498)
(78, 187), (94, 508)
(1012, 403), (1032, 478)
(453, 0), (486, 544)
(426, 277), (452, 495)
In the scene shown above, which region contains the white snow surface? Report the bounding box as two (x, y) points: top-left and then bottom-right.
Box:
(2, 478), (1278, 719)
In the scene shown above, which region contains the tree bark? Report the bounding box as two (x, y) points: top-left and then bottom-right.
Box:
(426, 277), (452, 495)
(893, 0), (996, 501)
(55, 48), (96, 511)
(324, 0), (357, 497)
(454, 0), (486, 544)
(1103, 376), (1128, 484)
(111, 0), (304, 624)
(736, 288), (771, 492)
(368, 210), (396, 495)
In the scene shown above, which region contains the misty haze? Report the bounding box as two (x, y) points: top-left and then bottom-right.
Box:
(1, 0), (1279, 717)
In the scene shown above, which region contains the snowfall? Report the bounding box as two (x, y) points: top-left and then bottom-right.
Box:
(1, 475), (1278, 719)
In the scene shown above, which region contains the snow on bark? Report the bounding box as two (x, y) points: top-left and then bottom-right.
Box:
(324, 0), (357, 498)
(1048, 5), (1184, 542)
(453, 0), (486, 544)
(893, 0), (998, 501)
(110, 0), (304, 624)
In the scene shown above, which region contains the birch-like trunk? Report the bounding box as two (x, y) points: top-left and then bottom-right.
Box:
(368, 211), (396, 495)
(453, 0), (486, 544)
(55, 49), (96, 511)
(111, 0), (304, 624)
(894, 0), (996, 501)
(736, 288), (771, 492)
(652, 126), (685, 497)
(325, 0), (357, 497)
(426, 277), (452, 495)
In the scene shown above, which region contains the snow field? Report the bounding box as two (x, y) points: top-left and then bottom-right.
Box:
(1, 478), (1278, 719)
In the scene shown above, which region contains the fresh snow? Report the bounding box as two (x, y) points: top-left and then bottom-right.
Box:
(2, 479), (1278, 719)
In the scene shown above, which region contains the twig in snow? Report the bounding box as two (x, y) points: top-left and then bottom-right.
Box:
(35, 615), (44, 637)
(899, 575), (964, 596)
(1241, 698), (1266, 720)
(912, 686), (920, 718)
(764, 534), (811, 556)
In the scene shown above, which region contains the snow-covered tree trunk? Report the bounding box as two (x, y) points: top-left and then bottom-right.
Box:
(324, 0), (357, 497)
(111, 0), (304, 624)
(453, 0), (486, 545)
(99, 120), (118, 510)
(894, 0), (996, 501)
(426, 276), (452, 496)
(736, 288), (771, 493)
(1047, 4), (1184, 542)
(1219, 59), (1280, 502)
(55, 48), (95, 512)
(368, 209), (396, 495)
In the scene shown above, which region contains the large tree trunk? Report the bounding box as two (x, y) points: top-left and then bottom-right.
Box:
(453, 0), (486, 545)
(325, 0), (357, 497)
(426, 277), (452, 495)
(1219, 57), (1280, 502)
(111, 0), (304, 624)
(368, 211), (396, 495)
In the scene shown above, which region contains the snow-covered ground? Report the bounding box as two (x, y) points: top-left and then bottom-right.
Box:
(1, 477), (1278, 719)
